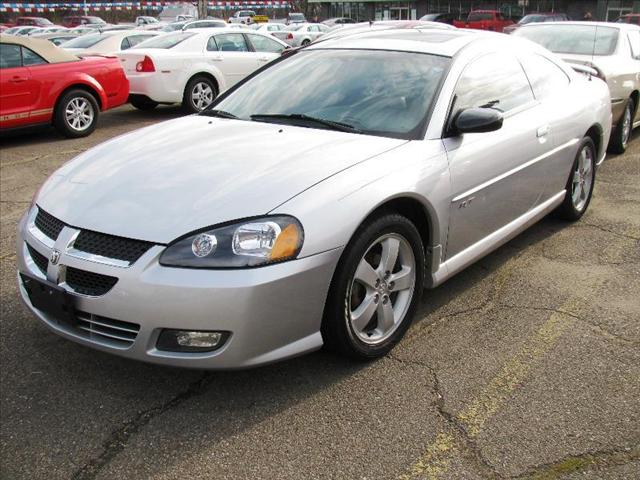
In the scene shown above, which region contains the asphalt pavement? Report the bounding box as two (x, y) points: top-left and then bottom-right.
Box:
(1, 106), (638, 480)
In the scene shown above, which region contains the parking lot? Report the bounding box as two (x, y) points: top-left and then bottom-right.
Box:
(1, 106), (639, 479)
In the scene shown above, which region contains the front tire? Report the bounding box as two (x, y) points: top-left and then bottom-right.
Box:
(53, 89), (99, 138)
(608, 99), (634, 154)
(322, 213), (425, 359)
(556, 137), (596, 221)
(182, 76), (217, 114)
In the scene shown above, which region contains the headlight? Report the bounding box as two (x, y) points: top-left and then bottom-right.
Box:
(159, 216), (304, 268)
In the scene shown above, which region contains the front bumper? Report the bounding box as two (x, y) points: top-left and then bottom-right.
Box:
(16, 211), (342, 369)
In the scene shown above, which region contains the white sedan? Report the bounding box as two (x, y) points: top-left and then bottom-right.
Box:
(61, 30), (160, 55)
(251, 22), (287, 34)
(272, 23), (330, 47)
(118, 29), (289, 112)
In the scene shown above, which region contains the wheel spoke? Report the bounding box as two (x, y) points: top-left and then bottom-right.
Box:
(377, 301), (395, 332)
(351, 295), (377, 331)
(379, 237), (400, 274)
(389, 267), (413, 292)
(354, 258), (378, 289)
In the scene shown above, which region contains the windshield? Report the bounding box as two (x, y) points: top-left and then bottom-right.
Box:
(516, 25), (619, 55)
(468, 13), (493, 22)
(62, 33), (109, 48)
(133, 32), (194, 49)
(210, 49), (449, 139)
(519, 14), (546, 24)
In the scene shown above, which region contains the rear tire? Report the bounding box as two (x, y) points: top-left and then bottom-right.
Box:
(301, 39), (311, 47)
(182, 75), (218, 114)
(321, 213), (425, 360)
(556, 137), (596, 221)
(608, 99), (633, 154)
(130, 96), (158, 111)
(53, 89), (99, 138)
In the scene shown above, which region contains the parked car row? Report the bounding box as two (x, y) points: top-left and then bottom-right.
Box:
(1, 20), (638, 155)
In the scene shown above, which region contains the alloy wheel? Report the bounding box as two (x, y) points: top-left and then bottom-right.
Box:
(65, 97), (94, 132)
(191, 82), (214, 111)
(348, 233), (416, 345)
(571, 144), (594, 212)
(621, 104), (632, 149)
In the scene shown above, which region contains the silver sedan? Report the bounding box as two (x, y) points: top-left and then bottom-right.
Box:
(17, 29), (612, 368)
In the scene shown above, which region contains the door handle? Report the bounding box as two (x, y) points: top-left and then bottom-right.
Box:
(209, 56), (223, 62)
(537, 125), (550, 138)
(9, 76), (26, 83)
(258, 56), (270, 62)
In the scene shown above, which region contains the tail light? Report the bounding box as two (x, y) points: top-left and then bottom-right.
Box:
(136, 56), (155, 72)
(287, 33), (293, 39)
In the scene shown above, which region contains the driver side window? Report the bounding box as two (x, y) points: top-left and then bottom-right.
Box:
(453, 53), (534, 116)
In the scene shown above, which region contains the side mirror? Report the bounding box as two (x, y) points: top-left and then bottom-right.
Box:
(454, 108), (503, 135)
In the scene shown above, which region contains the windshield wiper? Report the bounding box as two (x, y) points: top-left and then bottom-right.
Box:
(250, 113), (361, 134)
(201, 109), (238, 119)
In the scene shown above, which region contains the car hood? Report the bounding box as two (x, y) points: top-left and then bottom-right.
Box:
(37, 115), (407, 244)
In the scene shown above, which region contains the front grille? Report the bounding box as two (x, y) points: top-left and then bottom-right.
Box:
(65, 267), (118, 296)
(75, 311), (139, 347)
(74, 230), (153, 264)
(26, 243), (48, 275)
(34, 207), (65, 241)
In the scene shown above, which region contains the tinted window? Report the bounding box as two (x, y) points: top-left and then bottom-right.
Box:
(21, 47), (47, 66)
(468, 13), (493, 22)
(247, 34), (285, 53)
(629, 31), (640, 58)
(63, 33), (107, 49)
(214, 33), (248, 52)
(213, 50), (450, 139)
(454, 53), (534, 115)
(120, 37), (131, 50)
(520, 54), (569, 100)
(133, 32), (194, 49)
(516, 25), (620, 56)
(50, 37), (72, 46)
(0, 44), (22, 68)
(127, 35), (155, 48)
(206, 36), (218, 51)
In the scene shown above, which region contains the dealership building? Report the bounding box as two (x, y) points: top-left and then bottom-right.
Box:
(307, 0), (640, 22)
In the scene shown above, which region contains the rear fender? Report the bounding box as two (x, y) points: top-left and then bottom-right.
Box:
(57, 73), (108, 110)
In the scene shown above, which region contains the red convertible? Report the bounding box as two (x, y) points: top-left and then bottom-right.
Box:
(0, 34), (129, 137)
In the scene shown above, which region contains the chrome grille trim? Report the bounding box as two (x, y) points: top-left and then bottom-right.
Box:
(75, 311), (140, 348)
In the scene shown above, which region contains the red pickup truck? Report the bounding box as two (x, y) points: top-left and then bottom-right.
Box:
(454, 10), (514, 32)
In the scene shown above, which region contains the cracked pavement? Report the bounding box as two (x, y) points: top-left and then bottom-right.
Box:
(1, 106), (639, 480)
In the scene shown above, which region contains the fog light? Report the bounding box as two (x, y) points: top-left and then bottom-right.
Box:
(157, 329), (228, 352)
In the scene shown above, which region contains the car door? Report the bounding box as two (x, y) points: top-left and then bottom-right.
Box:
(518, 52), (577, 200)
(245, 33), (286, 66)
(443, 52), (549, 259)
(0, 44), (35, 127)
(627, 30), (640, 124)
(206, 33), (258, 87)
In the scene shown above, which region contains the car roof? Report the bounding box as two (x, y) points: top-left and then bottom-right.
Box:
(0, 33), (79, 62)
(32, 32), (77, 39)
(522, 20), (639, 30)
(307, 28), (482, 56)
